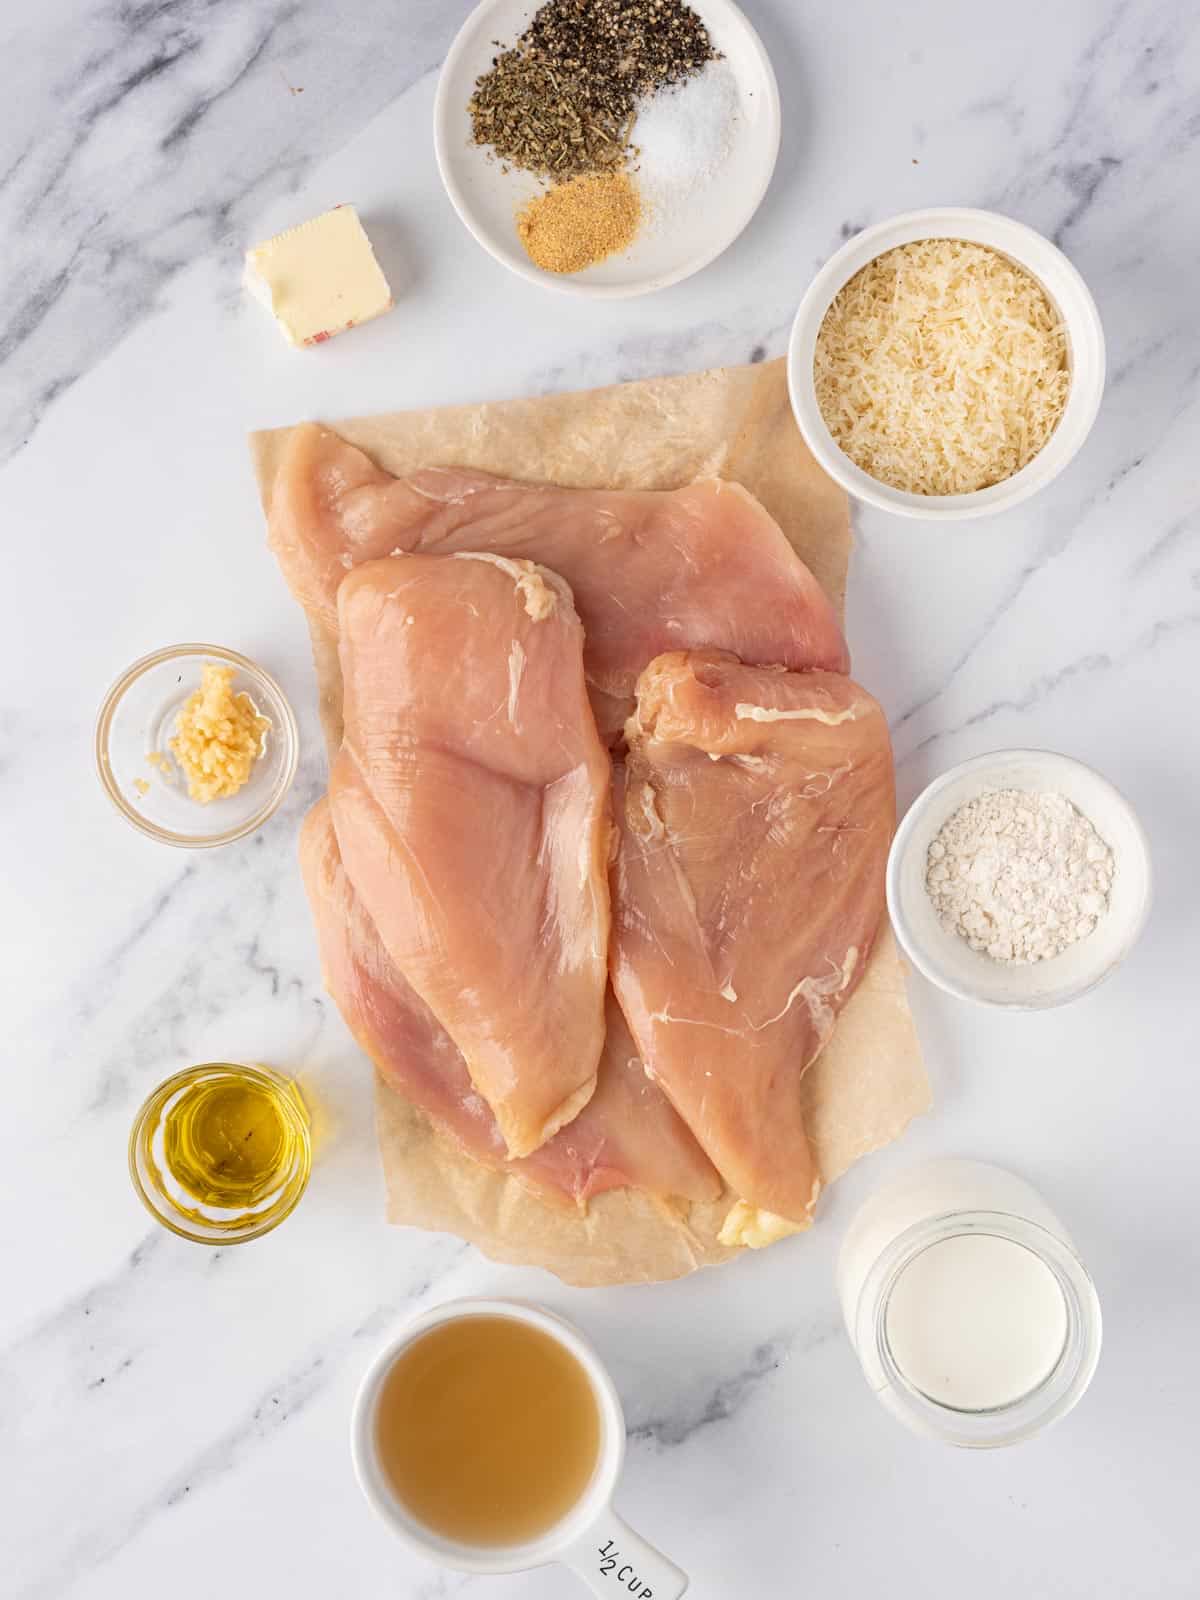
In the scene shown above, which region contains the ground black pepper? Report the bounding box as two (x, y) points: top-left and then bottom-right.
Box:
(469, 0), (715, 179)
(526, 0), (715, 99)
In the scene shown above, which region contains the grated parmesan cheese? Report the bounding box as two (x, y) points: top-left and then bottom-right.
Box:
(814, 238), (1069, 496)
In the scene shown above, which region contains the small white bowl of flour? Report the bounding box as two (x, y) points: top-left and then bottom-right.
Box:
(887, 750), (1152, 1009)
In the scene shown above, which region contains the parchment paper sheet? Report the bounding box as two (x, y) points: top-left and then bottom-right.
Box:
(250, 357), (930, 1286)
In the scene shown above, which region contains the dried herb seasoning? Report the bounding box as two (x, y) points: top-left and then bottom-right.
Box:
(469, 51), (631, 178)
(469, 0), (715, 179)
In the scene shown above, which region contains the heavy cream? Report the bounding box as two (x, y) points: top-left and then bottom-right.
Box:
(883, 1233), (1068, 1410)
(837, 1159), (1101, 1446)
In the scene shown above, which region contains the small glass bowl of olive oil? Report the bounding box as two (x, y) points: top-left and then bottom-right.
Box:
(129, 1062), (311, 1244)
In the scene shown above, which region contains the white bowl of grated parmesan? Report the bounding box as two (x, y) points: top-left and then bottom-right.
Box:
(887, 750), (1151, 1009)
(788, 209), (1105, 518)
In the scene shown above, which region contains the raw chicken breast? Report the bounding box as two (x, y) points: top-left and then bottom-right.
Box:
(268, 423), (849, 739)
(574, 994), (721, 1208)
(611, 651), (895, 1227)
(329, 551), (612, 1159)
(300, 799), (719, 1207)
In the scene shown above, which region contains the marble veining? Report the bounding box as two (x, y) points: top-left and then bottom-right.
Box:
(625, 1322), (844, 1452)
(3, 1), (1200, 1597)
(0, 0), (470, 462)
(5, 1219), (473, 1599)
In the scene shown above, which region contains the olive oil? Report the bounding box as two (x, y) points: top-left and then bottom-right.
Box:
(163, 1074), (293, 1206)
(375, 1315), (601, 1547)
(130, 1063), (311, 1243)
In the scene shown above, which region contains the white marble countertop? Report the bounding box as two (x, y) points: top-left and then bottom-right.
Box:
(4, 1), (1199, 1595)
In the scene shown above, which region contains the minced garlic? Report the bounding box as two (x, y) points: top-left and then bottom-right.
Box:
(168, 664), (271, 803)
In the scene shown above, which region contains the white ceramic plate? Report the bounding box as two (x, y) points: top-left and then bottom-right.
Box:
(433, 0), (781, 298)
(887, 750), (1152, 1010)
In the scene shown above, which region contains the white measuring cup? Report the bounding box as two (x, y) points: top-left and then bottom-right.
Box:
(351, 1298), (688, 1598)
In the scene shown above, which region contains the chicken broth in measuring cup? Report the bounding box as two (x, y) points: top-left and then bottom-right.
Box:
(353, 1301), (689, 1595)
(374, 1314), (602, 1546)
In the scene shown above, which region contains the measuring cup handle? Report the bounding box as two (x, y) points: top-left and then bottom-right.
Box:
(562, 1506), (688, 1599)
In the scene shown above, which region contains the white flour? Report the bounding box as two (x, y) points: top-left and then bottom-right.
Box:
(926, 789), (1114, 964)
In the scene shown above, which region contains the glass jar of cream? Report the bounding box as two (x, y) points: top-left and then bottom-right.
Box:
(837, 1159), (1102, 1447)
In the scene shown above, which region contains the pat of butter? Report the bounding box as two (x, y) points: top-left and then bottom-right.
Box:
(718, 1200), (807, 1250)
(244, 204), (393, 347)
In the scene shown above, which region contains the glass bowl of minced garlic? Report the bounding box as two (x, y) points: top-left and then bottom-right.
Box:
(95, 644), (298, 847)
(788, 208), (1105, 520)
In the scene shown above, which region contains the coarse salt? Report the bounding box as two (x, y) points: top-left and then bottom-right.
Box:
(633, 58), (740, 227)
